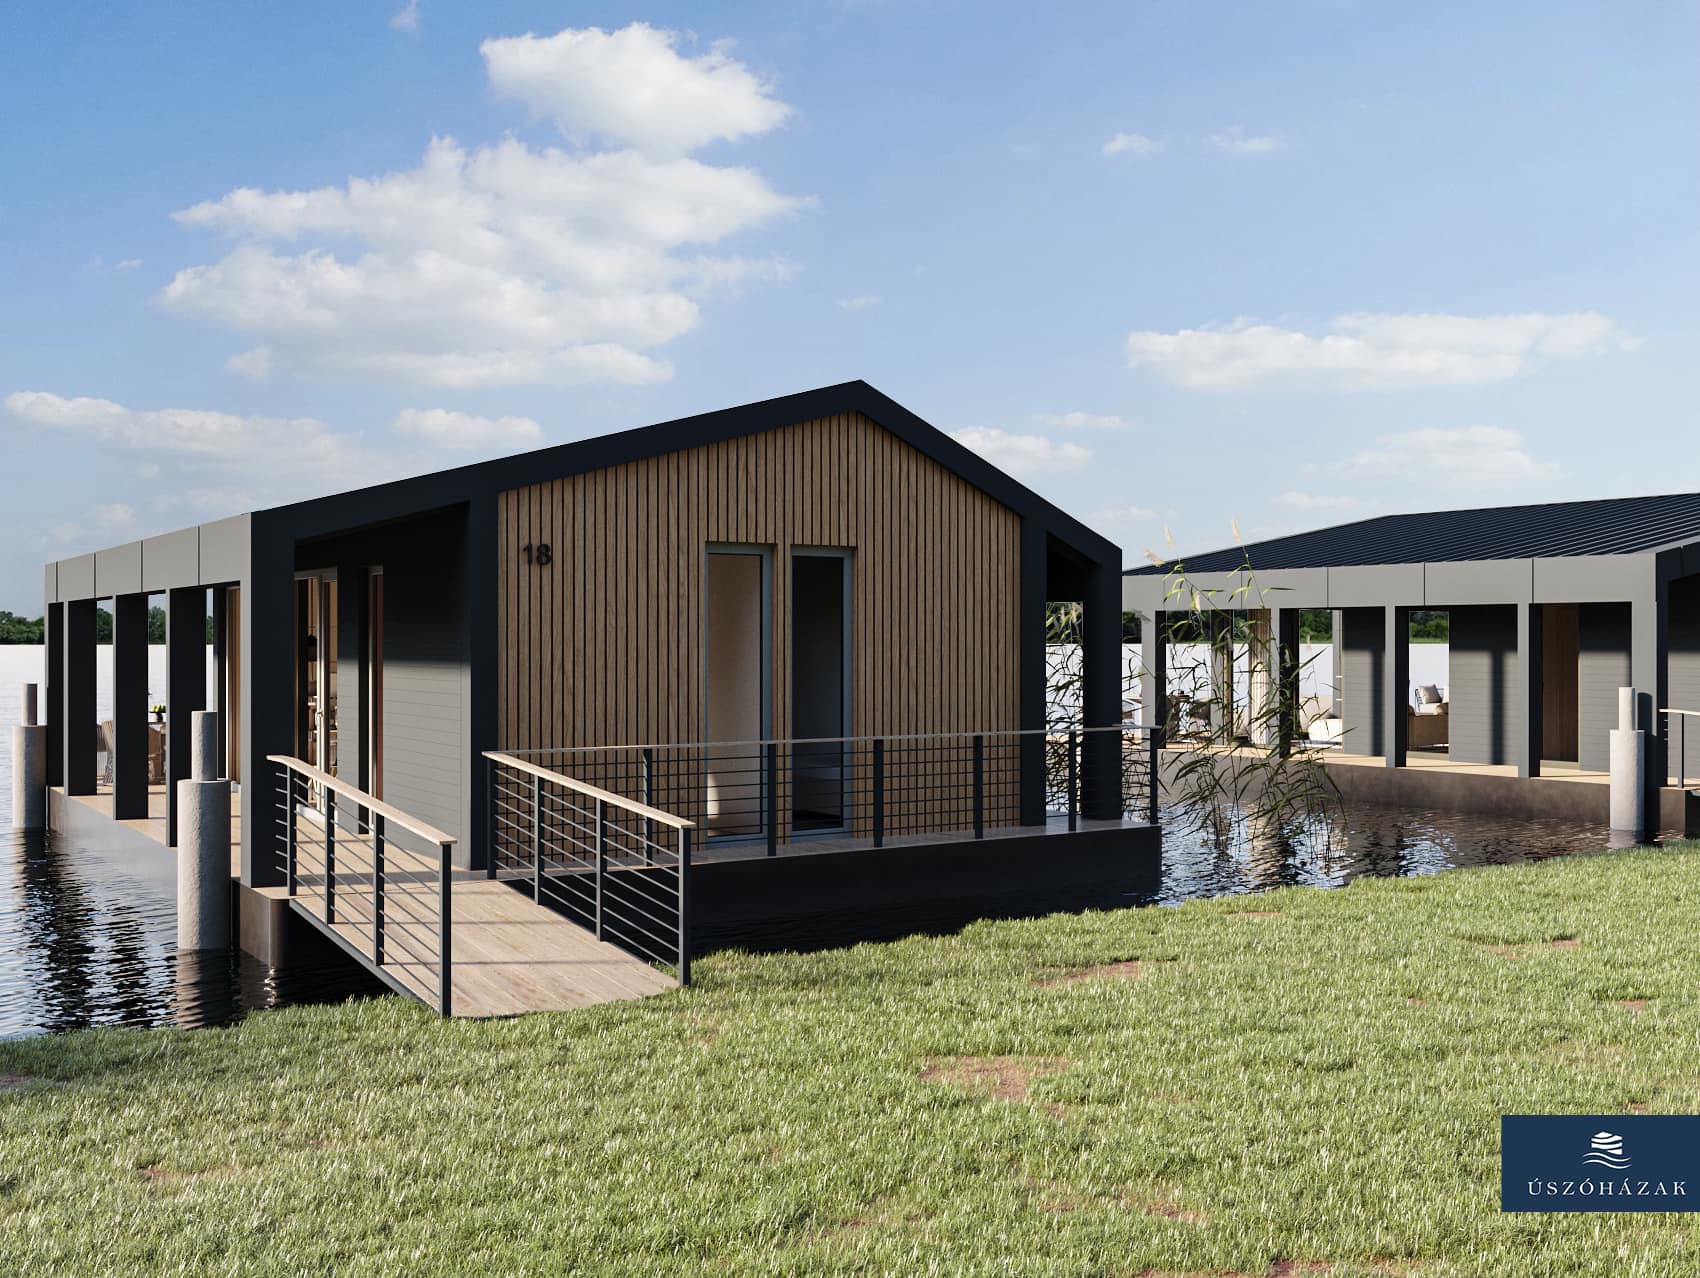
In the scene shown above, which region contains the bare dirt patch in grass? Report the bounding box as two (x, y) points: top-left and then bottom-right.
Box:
(1547, 938), (1580, 949)
(1405, 997), (1430, 1007)
(0, 1074), (56, 1093)
(1035, 959), (1148, 987)
(823, 1196), (930, 1239)
(138, 1165), (237, 1185)
(1477, 944), (1523, 959)
(919, 1055), (1069, 1103)
(1615, 999), (1650, 1013)
(1128, 1186), (1206, 1225)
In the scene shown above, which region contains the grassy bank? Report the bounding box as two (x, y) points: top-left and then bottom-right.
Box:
(3, 846), (1699, 1277)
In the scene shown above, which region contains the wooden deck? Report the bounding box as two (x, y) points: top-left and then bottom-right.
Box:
(66, 784), (244, 875)
(61, 783), (677, 1017)
(284, 836), (678, 1016)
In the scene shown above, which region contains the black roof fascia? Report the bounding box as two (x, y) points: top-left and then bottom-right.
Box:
(265, 380), (1118, 563)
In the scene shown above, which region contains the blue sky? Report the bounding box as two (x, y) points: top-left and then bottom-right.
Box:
(2, 1), (1696, 610)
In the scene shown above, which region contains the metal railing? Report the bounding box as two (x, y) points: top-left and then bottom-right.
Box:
(1661, 709), (1700, 789)
(490, 726), (1154, 860)
(485, 752), (694, 984)
(271, 755), (456, 1016)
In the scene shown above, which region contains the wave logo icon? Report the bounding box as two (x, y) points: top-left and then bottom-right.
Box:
(1582, 1131), (1631, 1170)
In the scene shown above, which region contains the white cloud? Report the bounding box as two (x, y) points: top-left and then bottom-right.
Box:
(481, 23), (789, 155)
(837, 294), (881, 311)
(1126, 311), (1636, 392)
(163, 130), (804, 389)
(1329, 426), (1556, 486)
(1102, 132), (1163, 158)
(1087, 504), (1160, 557)
(1205, 126), (1285, 155)
(389, 0), (420, 34)
(48, 503), (136, 548)
(391, 407), (543, 451)
(1272, 491), (1363, 512)
(949, 427), (1091, 476)
(4, 390), (404, 515)
(1033, 410), (1127, 431)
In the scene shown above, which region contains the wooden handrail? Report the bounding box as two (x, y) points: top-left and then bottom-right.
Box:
(483, 750), (695, 830)
(268, 755), (458, 848)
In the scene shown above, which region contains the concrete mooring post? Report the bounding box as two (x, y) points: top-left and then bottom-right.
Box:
(1609, 685), (1645, 837)
(11, 682), (47, 831)
(177, 710), (231, 951)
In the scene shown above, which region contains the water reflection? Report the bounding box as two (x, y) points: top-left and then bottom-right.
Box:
(0, 798), (1636, 1033)
(1, 829), (385, 1039)
(1146, 801), (1620, 905)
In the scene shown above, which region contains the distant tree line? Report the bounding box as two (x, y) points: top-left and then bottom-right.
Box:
(0, 607), (212, 644)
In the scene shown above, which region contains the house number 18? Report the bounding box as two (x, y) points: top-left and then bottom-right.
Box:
(522, 543), (553, 566)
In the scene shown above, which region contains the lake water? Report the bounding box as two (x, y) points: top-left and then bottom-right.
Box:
(0, 644), (1615, 1036)
(0, 646), (386, 1038)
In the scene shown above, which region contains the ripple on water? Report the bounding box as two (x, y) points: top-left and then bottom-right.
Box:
(0, 829), (388, 1039)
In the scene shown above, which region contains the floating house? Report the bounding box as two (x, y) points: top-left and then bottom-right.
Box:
(1124, 494), (1700, 837)
(40, 382), (1153, 1015)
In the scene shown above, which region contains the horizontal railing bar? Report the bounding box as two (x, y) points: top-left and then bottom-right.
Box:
(506, 724), (1156, 755)
(269, 755), (458, 848)
(487, 753), (694, 830)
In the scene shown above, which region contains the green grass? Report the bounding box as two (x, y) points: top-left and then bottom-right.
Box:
(5, 846), (1700, 1276)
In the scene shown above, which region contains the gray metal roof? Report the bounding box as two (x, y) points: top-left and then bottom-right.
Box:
(1125, 491), (1700, 575)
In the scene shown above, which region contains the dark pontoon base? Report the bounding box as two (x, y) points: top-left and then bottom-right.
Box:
(688, 823), (1160, 953)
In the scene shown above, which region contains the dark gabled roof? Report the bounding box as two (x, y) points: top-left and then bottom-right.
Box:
(1125, 491), (1700, 575)
(268, 380), (1117, 562)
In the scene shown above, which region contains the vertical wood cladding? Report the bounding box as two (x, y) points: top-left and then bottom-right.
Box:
(497, 413), (1022, 755)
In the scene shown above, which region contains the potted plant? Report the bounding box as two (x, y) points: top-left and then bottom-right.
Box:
(150, 703), (166, 724)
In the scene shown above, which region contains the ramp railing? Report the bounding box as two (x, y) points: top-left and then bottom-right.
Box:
(271, 755), (456, 1015)
(484, 752), (694, 985)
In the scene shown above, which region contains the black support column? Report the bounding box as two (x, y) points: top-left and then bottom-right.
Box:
(45, 601), (63, 788)
(1516, 602), (1544, 779)
(1632, 572), (1669, 839)
(112, 592), (150, 819)
(1274, 607), (1300, 758)
(166, 586), (206, 847)
(62, 598), (97, 796)
(1080, 555), (1123, 821)
(1383, 605), (1410, 768)
(211, 585), (228, 781)
(243, 525), (295, 886)
(1141, 610), (1168, 822)
(1017, 519), (1048, 826)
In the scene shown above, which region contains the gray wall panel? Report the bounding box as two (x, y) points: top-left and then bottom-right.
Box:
(376, 513), (468, 846)
(58, 554), (95, 600)
(94, 542), (143, 597)
(1448, 605), (1518, 766)
(44, 563), (57, 605)
(1668, 577), (1700, 782)
(1533, 554), (1648, 604)
(1577, 602), (1631, 773)
(1425, 559), (1532, 606)
(142, 528), (199, 593)
(1340, 607), (1384, 755)
(1329, 564), (1424, 607)
(199, 515), (250, 585)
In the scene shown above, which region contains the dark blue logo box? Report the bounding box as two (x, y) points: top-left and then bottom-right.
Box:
(1503, 1116), (1699, 1212)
